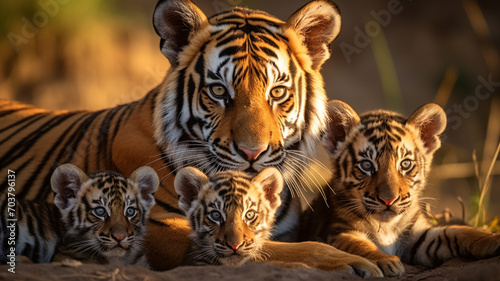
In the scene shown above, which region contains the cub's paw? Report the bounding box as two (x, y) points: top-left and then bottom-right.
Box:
(373, 255), (405, 277)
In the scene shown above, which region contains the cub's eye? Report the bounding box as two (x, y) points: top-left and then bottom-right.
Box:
(400, 159), (413, 171)
(208, 84), (228, 99)
(208, 210), (224, 223)
(245, 210), (256, 221)
(270, 86), (288, 101)
(126, 207), (137, 218)
(358, 160), (375, 174)
(93, 207), (107, 219)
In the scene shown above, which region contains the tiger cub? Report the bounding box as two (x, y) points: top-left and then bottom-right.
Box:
(174, 167), (283, 266)
(0, 164), (159, 266)
(300, 101), (500, 277)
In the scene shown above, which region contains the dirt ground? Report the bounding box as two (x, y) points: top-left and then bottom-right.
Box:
(1, 256), (499, 281)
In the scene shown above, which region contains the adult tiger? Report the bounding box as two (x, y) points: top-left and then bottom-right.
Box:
(0, 0), (382, 276)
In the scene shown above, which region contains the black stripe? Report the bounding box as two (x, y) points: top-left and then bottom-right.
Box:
(174, 68), (187, 133)
(259, 46), (278, 58)
(433, 233), (443, 265)
(154, 199), (184, 216)
(148, 218), (172, 227)
(60, 111), (104, 164)
(0, 113), (47, 136)
(0, 157), (33, 194)
(109, 104), (136, 169)
(21, 243), (33, 260)
(425, 238), (436, 264)
(0, 107), (32, 118)
(219, 46), (244, 58)
(274, 188), (291, 224)
(216, 33), (246, 47)
(95, 106), (121, 170)
(0, 114), (73, 167)
(258, 34), (280, 49)
(410, 228), (429, 264)
(21, 112), (104, 200)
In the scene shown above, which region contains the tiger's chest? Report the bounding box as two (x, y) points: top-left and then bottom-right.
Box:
(363, 216), (410, 256)
(373, 227), (401, 255)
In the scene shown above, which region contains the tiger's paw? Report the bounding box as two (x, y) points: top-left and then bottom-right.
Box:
(321, 256), (384, 278)
(372, 255), (405, 277)
(486, 233), (500, 257)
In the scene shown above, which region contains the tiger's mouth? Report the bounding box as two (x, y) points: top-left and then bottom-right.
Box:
(102, 246), (127, 258)
(218, 253), (248, 266)
(365, 204), (409, 222)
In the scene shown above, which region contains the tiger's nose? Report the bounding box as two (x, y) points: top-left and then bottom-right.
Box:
(237, 146), (267, 161)
(112, 233), (126, 242)
(227, 242), (243, 251)
(379, 196), (398, 206)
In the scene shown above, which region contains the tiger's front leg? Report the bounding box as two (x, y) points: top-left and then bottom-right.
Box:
(328, 233), (405, 277)
(409, 225), (500, 267)
(264, 241), (383, 278)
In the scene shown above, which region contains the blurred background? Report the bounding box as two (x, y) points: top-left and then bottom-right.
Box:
(0, 0), (499, 229)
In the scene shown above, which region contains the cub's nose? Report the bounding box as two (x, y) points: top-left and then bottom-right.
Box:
(112, 233), (126, 242)
(237, 146), (267, 162)
(227, 242), (243, 251)
(379, 196), (398, 206)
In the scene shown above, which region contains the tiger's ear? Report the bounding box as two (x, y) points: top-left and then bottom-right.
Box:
(51, 164), (88, 211)
(407, 103), (447, 154)
(174, 167), (209, 212)
(323, 100), (360, 156)
(153, 0), (207, 66)
(286, 0), (341, 70)
(129, 166), (159, 210)
(252, 167), (283, 210)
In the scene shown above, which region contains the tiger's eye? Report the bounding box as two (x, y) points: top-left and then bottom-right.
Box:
(270, 86), (287, 100)
(126, 207), (137, 218)
(245, 210), (256, 220)
(208, 210), (223, 223)
(209, 84), (227, 98)
(400, 159), (413, 170)
(93, 207), (107, 218)
(358, 160), (374, 174)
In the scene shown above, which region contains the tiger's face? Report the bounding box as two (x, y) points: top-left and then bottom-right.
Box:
(51, 164), (159, 261)
(152, 0), (341, 188)
(174, 167), (283, 265)
(323, 101), (446, 222)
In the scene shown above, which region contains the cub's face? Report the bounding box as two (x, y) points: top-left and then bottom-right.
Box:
(152, 0), (341, 187)
(191, 187), (265, 265)
(323, 101), (446, 222)
(51, 164), (159, 260)
(336, 124), (425, 222)
(175, 167), (283, 265)
(78, 175), (147, 258)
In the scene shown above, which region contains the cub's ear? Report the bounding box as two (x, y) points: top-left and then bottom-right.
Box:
(174, 167), (208, 212)
(51, 164), (88, 211)
(407, 103), (447, 154)
(323, 100), (360, 156)
(252, 167), (283, 210)
(129, 166), (160, 209)
(286, 0), (341, 70)
(153, 0), (207, 65)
